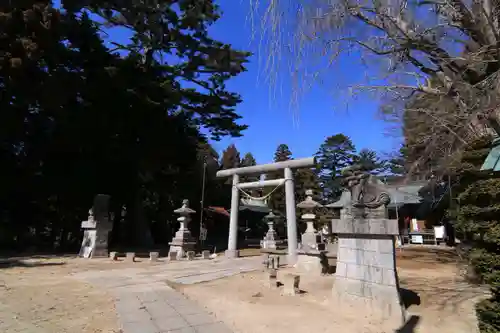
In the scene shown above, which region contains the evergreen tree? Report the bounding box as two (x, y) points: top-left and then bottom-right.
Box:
(295, 167), (325, 227)
(274, 144), (293, 162)
(220, 144), (241, 170)
(240, 152), (259, 183)
(198, 142), (220, 173)
(0, 1), (250, 250)
(267, 144), (293, 215)
(197, 142), (230, 208)
(295, 168), (322, 203)
(314, 134), (356, 202)
(354, 149), (386, 175)
(386, 145), (409, 176)
(454, 138), (500, 333)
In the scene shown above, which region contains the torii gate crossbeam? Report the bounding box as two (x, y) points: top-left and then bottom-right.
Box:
(216, 157), (315, 265)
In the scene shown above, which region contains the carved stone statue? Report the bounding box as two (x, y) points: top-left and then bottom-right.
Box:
(342, 165), (390, 209)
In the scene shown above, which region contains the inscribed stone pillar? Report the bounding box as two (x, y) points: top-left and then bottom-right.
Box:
(331, 167), (406, 326)
(92, 194), (112, 257)
(79, 194), (112, 258)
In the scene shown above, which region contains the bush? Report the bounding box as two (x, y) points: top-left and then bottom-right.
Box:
(457, 177), (500, 332)
(477, 298), (500, 333)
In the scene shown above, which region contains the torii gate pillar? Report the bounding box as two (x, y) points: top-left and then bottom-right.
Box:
(216, 157), (315, 265)
(226, 174), (240, 258)
(284, 167), (298, 264)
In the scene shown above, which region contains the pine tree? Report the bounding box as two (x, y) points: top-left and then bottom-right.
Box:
(295, 167), (324, 220)
(274, 144), (293, 162)
(453, 138), (500, 333)
(457, 177), (500, 333)
(240, 152), (258, 183)
(198, 142), (220, 174)
(220, 144), (240, 170)
(354, 149), (386, 174)
(386, 145), (409, 176)
(241, 152), (257, 167)
(267, 144), (293, 215)
(314, 134), (356, 202)
(295, 168), (322, 203)
(0, 0), (251, 249)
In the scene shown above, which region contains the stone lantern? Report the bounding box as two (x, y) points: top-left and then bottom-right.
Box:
(261, 211), (278, 250)
(297, 189), (324, 251)
(168, 199), (197, 257)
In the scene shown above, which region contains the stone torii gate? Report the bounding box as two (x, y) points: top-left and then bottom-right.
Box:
(216, 157), (315, 264)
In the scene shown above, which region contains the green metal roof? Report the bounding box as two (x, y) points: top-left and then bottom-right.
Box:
(481, 137), (500, 171)
(239, 204), (271, 213)
(387, 185), (422, 206)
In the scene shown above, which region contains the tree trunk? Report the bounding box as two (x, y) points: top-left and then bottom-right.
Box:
(134, 189), (154, 247)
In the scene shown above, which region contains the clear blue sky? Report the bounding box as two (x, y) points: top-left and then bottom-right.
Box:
(207, 0), (399, 163)
(82, 0), (401, 163)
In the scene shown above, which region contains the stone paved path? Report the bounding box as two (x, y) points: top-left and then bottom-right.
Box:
(73, 257), (262, 333)
(112, 284), (231, 333)
(75, 257), (261, 287)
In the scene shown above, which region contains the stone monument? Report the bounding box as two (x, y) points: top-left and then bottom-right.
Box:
(331, 165), (406, 325)
(168, 199), (196, 257)
(295, 189), (326, 272)
(79, 194), (112, 258)
(261, 211), (278, 250)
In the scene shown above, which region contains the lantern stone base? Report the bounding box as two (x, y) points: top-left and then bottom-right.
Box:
(301, 232), (323, 251)
(295, 249), (335, 274)
(295, 250), (322, 273)
(168, 229), (196, 258)
(261, 228), (278, 250)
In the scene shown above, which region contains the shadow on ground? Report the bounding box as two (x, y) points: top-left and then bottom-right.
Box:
(0, 259), (66, 269)
(400, 288), (421, 309)
(395, 315), (420, 333)
(397, 247), (459, 264)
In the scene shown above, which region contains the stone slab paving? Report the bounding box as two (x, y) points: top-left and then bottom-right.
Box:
(74, 257), (261, 288)
(113, 284), (232, 333)
(73, 257), (262, 333)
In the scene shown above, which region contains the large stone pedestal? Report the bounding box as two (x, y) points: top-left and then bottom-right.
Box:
(331, 214), (406, 325)
(295, 250), (322, 272)
(169, 229), (196, 256)
(261, 231), (277, 249)
(301, 221), (323, 250)
(93, 223), (112, 258)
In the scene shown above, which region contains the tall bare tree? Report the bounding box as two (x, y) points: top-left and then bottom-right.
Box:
(250, 0), (500, 170)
